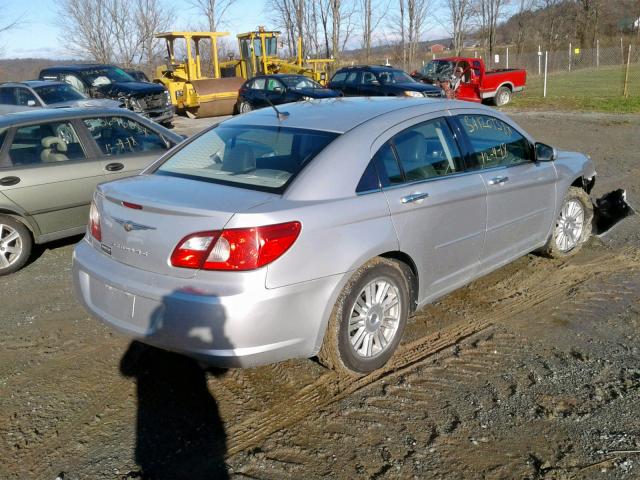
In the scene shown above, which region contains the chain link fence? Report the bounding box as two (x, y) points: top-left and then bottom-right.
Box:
(339, 39), (639, 102)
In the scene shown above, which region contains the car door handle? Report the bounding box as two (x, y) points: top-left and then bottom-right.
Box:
(401, 192), (430, 204)
(488, 175), (509, 185)
(0, 176), (20, 186)
(105, 162), (124, 172)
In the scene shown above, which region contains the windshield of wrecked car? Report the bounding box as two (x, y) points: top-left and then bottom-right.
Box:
(421, 60), (455, 79)
(34, 84), (87, 103)
(376, 69), (415, 84)
(80, 67), (135, 85)
(281, 76), (322, 90)
(155, 125), (339, 193)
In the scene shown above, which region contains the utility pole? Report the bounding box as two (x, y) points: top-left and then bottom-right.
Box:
(623, 45), (632, 98)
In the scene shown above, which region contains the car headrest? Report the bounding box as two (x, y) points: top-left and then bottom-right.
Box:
(41, 136), (68, 152)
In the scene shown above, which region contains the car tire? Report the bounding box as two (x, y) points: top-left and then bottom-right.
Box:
(0, 215), (32, 275)
(540, 187), (593, 259)
(493, 86), (512, 106)
(239, 101), (252, 114)
(318, 257), (411, 375)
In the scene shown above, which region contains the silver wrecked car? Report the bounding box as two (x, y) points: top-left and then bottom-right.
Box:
(72, 97), (596, 374)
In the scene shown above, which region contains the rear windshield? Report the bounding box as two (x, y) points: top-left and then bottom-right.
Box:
(155, 124), (339, 193)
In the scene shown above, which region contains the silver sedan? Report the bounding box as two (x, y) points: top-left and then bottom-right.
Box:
(72, 97), (596, 374)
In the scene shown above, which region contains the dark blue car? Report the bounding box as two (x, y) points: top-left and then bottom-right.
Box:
(235, 74), (341, 114)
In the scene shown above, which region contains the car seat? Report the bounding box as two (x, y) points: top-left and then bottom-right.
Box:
(40, 137), (69, 162)
(393, 130), (437, 180)
(222, 144), (255, 173)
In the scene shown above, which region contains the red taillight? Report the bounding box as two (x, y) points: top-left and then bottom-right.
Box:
(89, 200), (101, 241)
(122, 201), (143, 210)
(170, 222), (301, 271)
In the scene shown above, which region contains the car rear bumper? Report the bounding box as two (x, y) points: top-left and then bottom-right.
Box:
(72, 239), (342, 367)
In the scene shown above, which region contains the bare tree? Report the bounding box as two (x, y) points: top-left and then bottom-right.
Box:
(472, 0), (506, 67)
(360, 0), (388, 62)
(188, 0), (238, 31)
(57, 0), (173, 67)
(444, 0), (471, 55)
(392, 0), (430, 71)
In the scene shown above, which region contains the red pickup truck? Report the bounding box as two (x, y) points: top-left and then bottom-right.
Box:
(411, 57), (526, 106)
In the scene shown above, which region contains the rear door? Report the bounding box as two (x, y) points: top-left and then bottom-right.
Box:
(0, 120), (105, 235)
(81, 115), (173, 181)
(358, 71), (383, 96)
(375, 115), (487, 301)
(454, 111), (557, 267)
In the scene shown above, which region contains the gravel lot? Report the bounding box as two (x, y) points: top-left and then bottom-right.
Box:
(1, 110), (640, 479)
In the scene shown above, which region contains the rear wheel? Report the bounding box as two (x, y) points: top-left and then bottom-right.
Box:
(318, 258), (411, 375)
(493, 86), (512, 106)
(239, 101), (252, 114)
(540, 187), (593, 258)
(0, 216), (32, 275)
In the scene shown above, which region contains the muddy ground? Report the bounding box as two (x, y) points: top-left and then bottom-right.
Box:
(1, 111), (640, 479)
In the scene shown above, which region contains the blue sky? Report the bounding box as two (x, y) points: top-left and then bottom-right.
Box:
(1, 0), (265, 59)
(1, 0), (450, 59)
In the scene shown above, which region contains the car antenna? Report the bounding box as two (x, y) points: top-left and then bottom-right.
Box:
(263, 94), (289, 120)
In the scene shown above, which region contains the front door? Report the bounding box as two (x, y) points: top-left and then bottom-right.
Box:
(0, 120), (104, 235)
(455, 112), (557, 268)
(377, 116), (487, 302)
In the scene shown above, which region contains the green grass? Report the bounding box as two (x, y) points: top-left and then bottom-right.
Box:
(505, 64), (640, 113)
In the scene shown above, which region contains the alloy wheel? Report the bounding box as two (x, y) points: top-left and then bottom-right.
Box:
(555, 199), (585, 252)
(348, 278), (401, 358)
(0, 223), (22, 269)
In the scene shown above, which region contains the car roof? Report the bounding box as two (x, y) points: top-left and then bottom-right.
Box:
(254, 74), (308, 79)
(0, 107), (137, 128)
(335, 65), (400, 72)
(0, 80), (65, 89)
(224, 97), (483, 134)
(40, 64), (117, 72)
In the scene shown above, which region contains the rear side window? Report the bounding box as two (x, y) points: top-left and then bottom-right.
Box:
(356, 161), (380, 193)
(391, 118), (463, 181)
(458, 114), (532, 169)
(249, 78), (266, 89)
(0, 88), (16, 105)
(330, 72), (347, 84)
(155, 125), (339, 193)
(373, 142), (403, 187)
(8, 122), (86, 166)
(345, 72), (358, 85)
(84, 116), (168, 156)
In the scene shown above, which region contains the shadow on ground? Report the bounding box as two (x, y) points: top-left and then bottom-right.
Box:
(120, 342), (229, 479)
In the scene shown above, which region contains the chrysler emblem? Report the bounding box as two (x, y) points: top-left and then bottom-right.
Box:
(113, 217), (156, 232)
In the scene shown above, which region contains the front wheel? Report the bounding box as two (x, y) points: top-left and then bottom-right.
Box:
(0, 216), (32, 275)
(493, 86), (512, 106)
(540, 187), (593, 258)
(318, 258), (411, 375)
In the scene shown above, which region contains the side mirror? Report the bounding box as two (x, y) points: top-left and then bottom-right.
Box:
(27, 100), (37, 107)
(535, 142), (557, 162)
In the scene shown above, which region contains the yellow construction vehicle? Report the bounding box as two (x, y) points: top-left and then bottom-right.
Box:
(154, 31), (244, 118)
(224, 27), (333, 85)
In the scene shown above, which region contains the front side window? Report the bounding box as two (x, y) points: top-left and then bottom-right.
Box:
(281, 76), (322, 90)
(376, 69), (415, 84)
(8, 122), (86, 166)
(265, 78), (285, 92)
(458, 114), (532, 169)
(155, 125), (338, 193)
(391, 118), (463, 182)
(84, 117), (168, 156)
(63, 74), (87, 93)
(361, 72), (379, 85)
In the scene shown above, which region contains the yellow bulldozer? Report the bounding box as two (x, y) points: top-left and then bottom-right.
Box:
(224, 27), (333, 84)
(154, 27), (333, 118)
(154, 31), (244, 118)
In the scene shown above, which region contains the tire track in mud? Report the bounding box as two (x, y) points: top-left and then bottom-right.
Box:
(224, 248), (640, 456)
(4, 248), (640, 477)
(234, 256), (640, 479)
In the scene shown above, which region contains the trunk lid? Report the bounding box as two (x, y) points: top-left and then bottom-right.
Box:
(95, 174), (276, 277)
